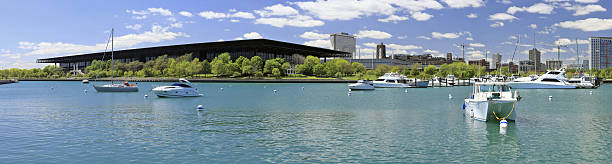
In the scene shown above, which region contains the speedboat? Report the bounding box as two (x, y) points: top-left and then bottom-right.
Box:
(93, 81), (138, 92)
(464, 82), (520, 122)
(348, 80), (375, 90)
(373, 72), (411, 88)
(568, 74), (595, 89)
(445, 74), (456, 86)
(152, 78), (202, 97)
(510, 74), (538, 82)
(506, 68), (575, 89)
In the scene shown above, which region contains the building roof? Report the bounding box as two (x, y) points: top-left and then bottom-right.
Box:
(37, 39), (349, 63)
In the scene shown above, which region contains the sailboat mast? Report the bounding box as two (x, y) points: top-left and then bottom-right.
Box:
(533, 32), (537, 74)
(111, 28), (114, 84)
(576, 38), (580, 71)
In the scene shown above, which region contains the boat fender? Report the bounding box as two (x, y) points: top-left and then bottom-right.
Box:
(462, 103), (466, 110)
(500, 119), (508, 128)
(197, 105), (204, 111)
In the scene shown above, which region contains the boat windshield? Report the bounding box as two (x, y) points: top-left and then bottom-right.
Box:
(479, 85), (510, 92)
(171, 83), (191, 88)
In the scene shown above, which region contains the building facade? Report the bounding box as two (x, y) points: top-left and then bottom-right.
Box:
(330, 32), (356, 57)
(376, 42), (386, 59)
(546, 60), (562, 70)
(590, 36), (612, 69)
(491, 53), (501, 70)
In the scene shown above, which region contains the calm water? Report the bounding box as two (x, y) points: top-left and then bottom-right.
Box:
(1, 81), (611, 163)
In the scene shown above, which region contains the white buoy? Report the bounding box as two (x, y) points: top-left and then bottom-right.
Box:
(219, 88), (224, 91)
(347, 91), (352, 96)
(500, 119), (508, 128)
(448, 93), (453, 99)
(84, 89), (87, 93)
(548, 96), (552, 101)
(404, 89), (408, 93)
(197, 105), (204, 111)
(144, 94), (148, 98)
(301, 87), (304, 91)
(589, 91), (593, 95)
(273, 89), (278, 94)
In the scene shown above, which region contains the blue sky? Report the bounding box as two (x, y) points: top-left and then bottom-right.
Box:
(1, 0), (611, 69)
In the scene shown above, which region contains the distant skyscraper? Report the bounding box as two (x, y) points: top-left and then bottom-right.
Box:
(376, 42), (386, 59)
(491, 53), (501, 69)
(529, 48), (541, 65)
(546, 60), (562, 70)
(330, 32), (356, 57)
(446, 53), (452, 61)
(590, 36), (612, 69)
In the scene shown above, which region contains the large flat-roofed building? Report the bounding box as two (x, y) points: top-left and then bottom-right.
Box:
(590, 36), (612, 69)
(330, 32), (356, 57)
(36, 39), (349, 70)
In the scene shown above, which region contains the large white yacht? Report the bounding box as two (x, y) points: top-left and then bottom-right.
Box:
(348, 80), (375, 90)
(373, 72), (411, 88)
(464, 82), (520, 122)
(152, 78), (202, 97)
(506, 68), (575, 89)
(568, 74), (596, 88)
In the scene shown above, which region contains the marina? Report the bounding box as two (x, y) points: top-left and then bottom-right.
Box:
(1, 81), (611, 162)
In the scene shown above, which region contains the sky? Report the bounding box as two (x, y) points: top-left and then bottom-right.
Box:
(0, 0), (611, 69)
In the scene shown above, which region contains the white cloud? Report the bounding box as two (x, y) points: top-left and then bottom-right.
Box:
(356, 30), (392, 39)
(304, 39), (330, 48)
(509, 36), (518, 40)
(254, 4), (299, 17)
(133, 15), (147, 20)
(230, 19), (240, 22)
(490, 21), (504, 27)
(506, 3), (554, 15)
(554, 18), (612, 32)
(243, 32), (263, 39)
(170, 22), (183, 28)
(363, 42), (378, 48)
(575, 0), (598, 3)
(489, 13), (518, 21)
(126, 9), (148, 15)
(467, 13), (478, 18)
(179, 11), (193, 17)
(397, 35), (408, 39)
(466, 37), (474, 41)
(497, 0), (513, 4)
(431, 32), (460, 39)
(554, 38), (589, 45)
(564, 4), (606, 16)
(20, 25), (188, 56)
(529, 24), (538, 29)
(199, 11), (227, 19)
(300, 31), (328, 40)
(1, 53), (20, 59)
(469, 43), (486, 47)
(417, 36), (432, 40)
(125, 24), (142, 30)
(378, 15), (409, 23)
(440, 0), (485, 8)
(148, 8), (172, 16)
(388, 43), (422, 50)
(231, 12), (256, 19)
(411, 12), (433, 21)
(255, 15), (325, 28)
(293, 0), (396, 21)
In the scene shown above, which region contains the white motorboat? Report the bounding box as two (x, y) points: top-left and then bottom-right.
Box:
(348, 80), (375, 90)
(152, 78), (202, 97)
(445, 74), (456, 86)
(92, 28), (138, 92)
(568, 74), (595, 88)
(464, 82), (520, 122)
(373, 72), (411, 88)
(510, 74), (538, 82)
(506, 69), (575, 89)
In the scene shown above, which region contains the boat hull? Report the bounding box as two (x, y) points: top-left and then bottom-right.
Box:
(93, 85), (138, 92)
(152, 88), (202, 97)
(373, 83), (411, 88)
(507, 82), (575, 89)
(348, 84), (375, 90)
(465, 100), (517, 122)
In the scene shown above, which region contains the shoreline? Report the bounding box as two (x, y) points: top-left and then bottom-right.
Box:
(15, 78), (357, 83)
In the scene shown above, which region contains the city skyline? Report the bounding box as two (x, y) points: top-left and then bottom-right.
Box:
(1, 0), (611, 69)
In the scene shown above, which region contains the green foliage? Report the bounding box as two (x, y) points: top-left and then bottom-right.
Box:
(424, 65), (437, 75)
(352, 62), (366, 74)
(374, 64), (391, 76)
(410, 63), (422, 76)
(272, 68), (281, 78)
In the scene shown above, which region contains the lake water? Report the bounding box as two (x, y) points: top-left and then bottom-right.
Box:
(1, 81), (611, 163)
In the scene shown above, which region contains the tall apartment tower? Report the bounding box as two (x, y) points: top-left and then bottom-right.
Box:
(330, 32), (356, 58)
(446, 53), (452, 61)
(491, 53), (502, 69)
(529, 48), (541, 65)
(590, 36), (612, 69)
(376, 42), (386, 59)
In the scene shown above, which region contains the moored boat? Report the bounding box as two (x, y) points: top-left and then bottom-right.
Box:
(372, 72), (411, 88)
(464, 82), (520, 122)
(506, 68), (575, 89)
(152, 78), (202, 97)
(348, 80), (375, 90)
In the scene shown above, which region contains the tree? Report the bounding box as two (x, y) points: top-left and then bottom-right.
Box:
(211, 53), (232, 76)
(424, 65), (437, 75)
(272, 68), (281, 78)
(200, 60), (211, 74)
(313, 63), (326, 76)
(281, 62), (290, 75)
(410, 63), (422, 76)
(250, 56), (264, 72)
(374, 64), (391, 76)
(352, 62), (366, 74)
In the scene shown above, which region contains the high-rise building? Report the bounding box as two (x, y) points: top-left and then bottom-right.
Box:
(330, 32), (356, 57)
(491, 53), (501, 69)
(583, 60), (589, 69)
(546, 60), (562, 70)
(529, 48), (541, 65)
(446, 53), (452, 61)
(376, 42), (386, 59)
(590, 36), (612, 69)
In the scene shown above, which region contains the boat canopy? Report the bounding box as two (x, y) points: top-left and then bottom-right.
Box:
(171, 83), (192, 88)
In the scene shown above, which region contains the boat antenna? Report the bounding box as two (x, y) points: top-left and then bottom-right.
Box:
(94, 31), (112, 82)
(111, 28), (114, 85)
(576, 37), (580, 72)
